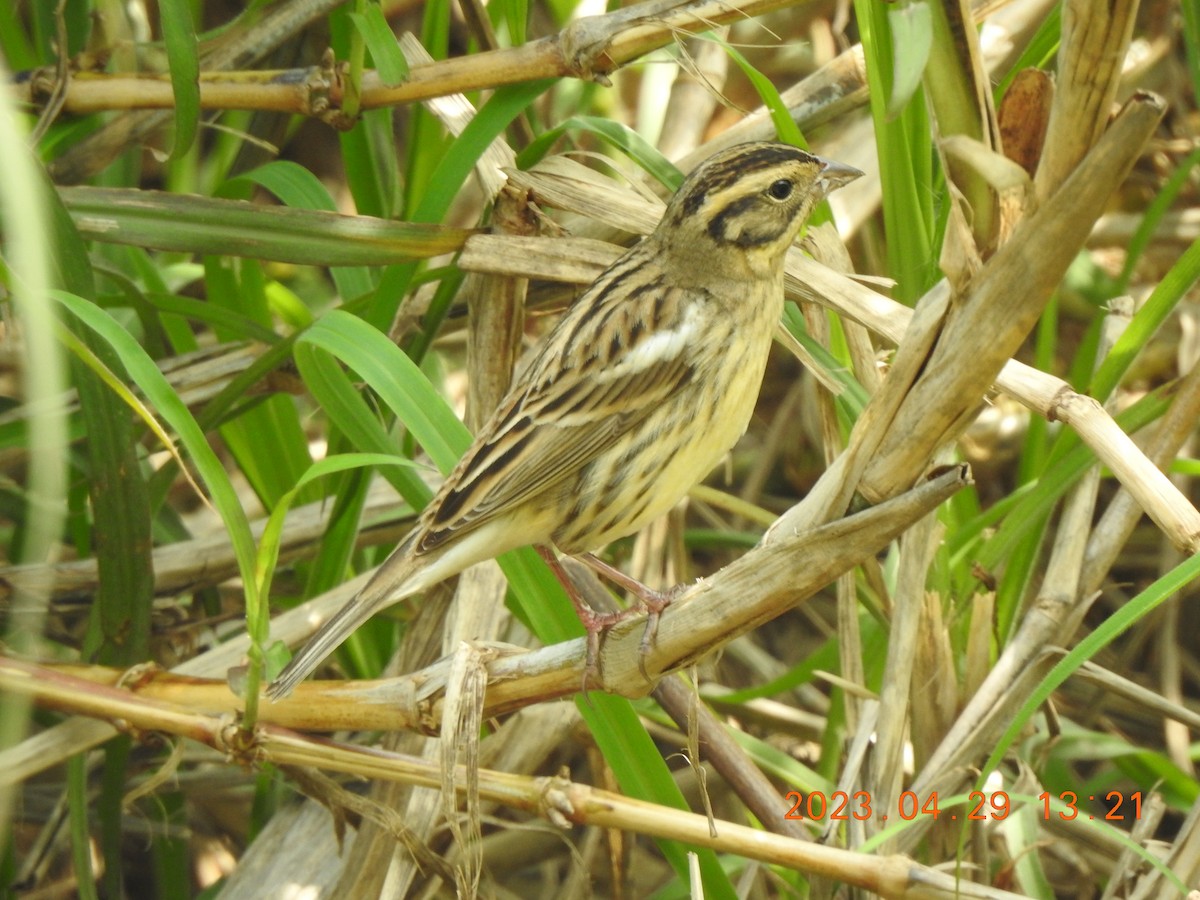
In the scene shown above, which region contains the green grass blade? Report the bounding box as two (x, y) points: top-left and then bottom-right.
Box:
(50, 290), (259, 618)
(350, 5), (410, 85)
(292, 339), (434, 509)
(885, 0), (932, 118)
(366, 78), (555, 330)
(854, 0), (937, 301)
(1090, 236), (1200, 401)
(301, 311), (469, 467)
(246, 452), (421, 724)
(340, 109), (403, 220)
(67, 754), (100, 900)
(1116, 148), (1200, 294)
(60, 186), (474, 268)
(520, 115), (682, 189)
(1181, 0), (1200, 103)
(158, 0), (201, 159)
(223, 161), (376, 301)
(979, 550), (1200, 803)
(142, 292), (281, 344)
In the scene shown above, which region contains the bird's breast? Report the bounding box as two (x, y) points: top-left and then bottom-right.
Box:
(552, 295), (780, 553)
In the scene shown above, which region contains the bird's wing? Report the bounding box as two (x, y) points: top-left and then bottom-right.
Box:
(416, 275), (703, 553)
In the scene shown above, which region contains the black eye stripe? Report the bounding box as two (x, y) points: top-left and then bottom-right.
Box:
(675, 144), (816, 218)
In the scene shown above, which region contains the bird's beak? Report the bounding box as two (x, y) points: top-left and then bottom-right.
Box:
(815, 158), (864, 196)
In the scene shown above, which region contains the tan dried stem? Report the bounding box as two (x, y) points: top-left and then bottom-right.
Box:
(18, 0), (800, 118)
(857, 92), (1166, 503)
(1033, 0), (1140, 203)
(45, 0), (352, 183)
(0, 655), (1031, 900)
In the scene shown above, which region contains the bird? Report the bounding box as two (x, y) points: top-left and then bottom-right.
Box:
(267, 141), (861, 700)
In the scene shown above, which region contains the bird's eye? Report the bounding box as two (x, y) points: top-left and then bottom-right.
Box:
(767, 179), (794, 201)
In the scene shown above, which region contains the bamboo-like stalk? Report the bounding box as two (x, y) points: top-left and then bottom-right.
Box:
(15, 0), (801, 118)
(44, 0), (352, 183)
(1033, 0), (1140, 203)
(857, 92), (1165, 503)
(0, 465), (965, 805)
(0, 656), (1031, 899)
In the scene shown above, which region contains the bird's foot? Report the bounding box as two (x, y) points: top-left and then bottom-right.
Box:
(540, 554), (681, 686)
(577, 552), (684, 682)
(534, 545), (611, 692)
(535, 546), (681, 691)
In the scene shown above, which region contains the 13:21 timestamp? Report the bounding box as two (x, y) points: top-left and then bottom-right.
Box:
(1042, 790), (1142, 821)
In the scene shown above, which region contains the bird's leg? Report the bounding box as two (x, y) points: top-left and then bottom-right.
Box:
(579, 553), (687, 675)
(535, 546), (681, 686)
(579, 554), (673, 629)
(534, 545), (620, 691)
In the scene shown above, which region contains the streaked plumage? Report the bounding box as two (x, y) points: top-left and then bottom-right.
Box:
(268, 141), (860, 699)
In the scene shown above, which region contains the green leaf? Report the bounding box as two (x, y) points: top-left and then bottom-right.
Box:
(292, 340), (435, 511)
(158, 0), (201, 159)
(301, 312), (469, 468)
(994, 4), (1060, 100)
(885, 1), (933, 120)
(1184, 0), (1200, 105)
(340, 108), (403, 220)
(1091, 236), (1200, 401)
(716, 38), (807, 150)
(980, 550), (1200, 810)
(960, 387), (1171, 582)
(59, 186), (474, 268)
(143, 292), (281, 344)
(245, 452), (421, 721)
(854, 0), (937, 302)
(49, 290), (259, 633)
(1117, 148), (1200, 294)
(256, 453), (418, 601)
(0, 0), (35, 69)
(368, 77), (555, 332)
(503, 0), (527, 45)
(200, 256), (314, 511)
(68, 754), (101, 900)
(223, 160), (376, 302)
(520, 116), (681, 190)
(349, 6), (409, 86)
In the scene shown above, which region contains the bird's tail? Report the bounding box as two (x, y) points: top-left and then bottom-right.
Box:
(266, 535), (427, 700)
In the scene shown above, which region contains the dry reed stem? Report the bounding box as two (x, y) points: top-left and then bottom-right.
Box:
(868, 513), (943, 849)
(0, 655), (1034, 900)
(0, 342), (266, 428)
(893, 297), (1135, 852)
(858, 91), (1164, 502)
(655, 27), (730, 160)
(45, 0), (352, 183)
(0, 465), (965, 779)
(1033, 0), (1139, 203)
(17, 0), (800, 117)
(0, 479), (417, 603)
(1082, 355), (1200, 599)
(651, 673), (810, 841)
(330, 580), (459, 897)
